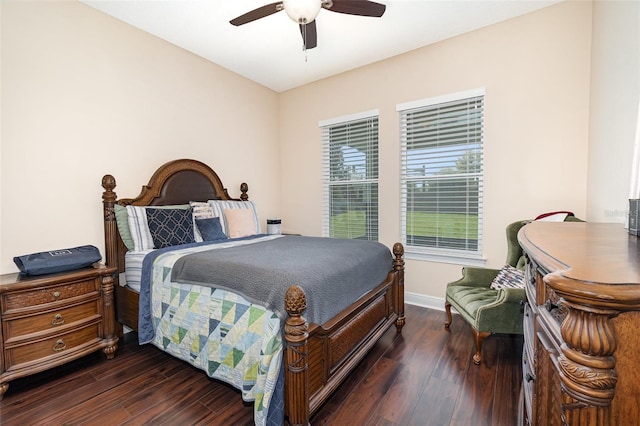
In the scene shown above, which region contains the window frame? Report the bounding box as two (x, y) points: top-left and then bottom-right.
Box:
(320, 109), (380, 241)
(397, 89), (486, 266)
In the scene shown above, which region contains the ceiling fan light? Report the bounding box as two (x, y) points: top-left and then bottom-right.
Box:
(283, 0), (322, 23)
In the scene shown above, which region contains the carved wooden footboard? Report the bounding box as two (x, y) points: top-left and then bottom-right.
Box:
(101, 159), (405, 425)
(284, 243), (405, 425)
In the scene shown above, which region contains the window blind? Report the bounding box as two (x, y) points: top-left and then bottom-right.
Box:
(321, 114), (379, 240)
(399, 91), (484, 258)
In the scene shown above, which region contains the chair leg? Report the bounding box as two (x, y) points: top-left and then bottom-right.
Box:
(444, 302), (453, 330)
(472, 330), (491, 365)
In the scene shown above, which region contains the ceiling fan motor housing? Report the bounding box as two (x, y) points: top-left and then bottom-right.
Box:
(283, 0), (323, 23)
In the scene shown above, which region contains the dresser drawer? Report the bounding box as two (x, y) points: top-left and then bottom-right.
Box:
(542, 283), (566, 328)
(4, 300), (100, 342)
(523, 302), (535, 365)
(524, 256), (537, 300)
(5, 323), (100, 370)
(1, 279), (98, 313)
(522, 346), (535, 425)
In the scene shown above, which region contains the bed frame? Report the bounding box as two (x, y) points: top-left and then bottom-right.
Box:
(101, 158), (405, 425)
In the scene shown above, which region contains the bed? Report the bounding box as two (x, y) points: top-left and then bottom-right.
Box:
(100, 158), (405, 425)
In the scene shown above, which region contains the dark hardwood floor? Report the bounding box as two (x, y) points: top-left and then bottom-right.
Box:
(0, 305), (523, 425)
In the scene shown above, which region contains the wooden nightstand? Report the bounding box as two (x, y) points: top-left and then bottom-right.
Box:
(0, 263), (118, 399)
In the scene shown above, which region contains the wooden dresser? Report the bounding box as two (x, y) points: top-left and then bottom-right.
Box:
(0, 264), (118, 399)
(518, 222), (640, 425)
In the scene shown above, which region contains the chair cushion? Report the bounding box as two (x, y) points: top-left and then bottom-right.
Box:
(446, 285), (499, 320)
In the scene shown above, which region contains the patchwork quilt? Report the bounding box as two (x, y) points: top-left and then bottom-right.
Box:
(138, 234), (392, 425)
(144, 237), (284, 426)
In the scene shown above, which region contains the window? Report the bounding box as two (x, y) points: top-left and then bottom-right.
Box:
(320, 111), (379, 240)
(398, 89), (484, 264)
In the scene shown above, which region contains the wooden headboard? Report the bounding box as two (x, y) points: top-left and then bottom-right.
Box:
(101, 159), (248, 276)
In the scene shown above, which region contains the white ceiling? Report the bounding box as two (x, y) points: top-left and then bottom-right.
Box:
(81, 0), (561, 93)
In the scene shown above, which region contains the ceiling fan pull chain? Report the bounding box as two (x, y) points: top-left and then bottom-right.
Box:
(302, 19), (308, 62)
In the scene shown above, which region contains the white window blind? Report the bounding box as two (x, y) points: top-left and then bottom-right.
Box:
(321, 113), (379, 240)
(398, 90), (484, 260)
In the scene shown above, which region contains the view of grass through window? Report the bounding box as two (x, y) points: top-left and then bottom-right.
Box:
(322, 114), (379, 241)
(399, 92), (484, 254)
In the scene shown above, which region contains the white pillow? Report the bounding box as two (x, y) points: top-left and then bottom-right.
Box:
(208, 200), (261, 236)
(126, 206), (155, 251)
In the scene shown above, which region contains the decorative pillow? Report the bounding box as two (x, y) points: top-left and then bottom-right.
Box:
(208, 200), (261, 235)
(114, 204), (135, 251)
(224, 208), (257, 238)
(146, 208), (195, 249)
(195, 217), (227, 241)
(490, 264), (525, 290)
(126, 204), (191, 251)
(190, 201), (216, 242)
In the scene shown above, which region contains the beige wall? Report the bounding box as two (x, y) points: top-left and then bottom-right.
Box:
(278, 1), (593, 300)
(587, 0), (640, 223)
(1, 1), (634, 304)
(0, 1), (280, 273)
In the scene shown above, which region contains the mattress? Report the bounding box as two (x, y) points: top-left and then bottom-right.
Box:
(124, 249), (153, 292)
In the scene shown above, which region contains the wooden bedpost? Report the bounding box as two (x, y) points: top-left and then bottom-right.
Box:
(240, 182), (249, 201)
(393, 242), (406, 333)
(284, 285), (309, 426)
(101, 175), (118, 272)
(102, 175), (124, 337)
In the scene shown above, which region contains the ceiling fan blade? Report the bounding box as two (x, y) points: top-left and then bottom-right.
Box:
(230, 2), (283, 26)
(299, 21), (318, 50)
(324, 0), (386, 17)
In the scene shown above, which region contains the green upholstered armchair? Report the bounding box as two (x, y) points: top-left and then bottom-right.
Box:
(444, 220), (527, 365)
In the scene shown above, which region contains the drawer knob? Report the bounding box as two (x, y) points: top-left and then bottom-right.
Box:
(53, 339), (66, 352)
(53, 291), (61, 298)
(51, 313), (65, 326)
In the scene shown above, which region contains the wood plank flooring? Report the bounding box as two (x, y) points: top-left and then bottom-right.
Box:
(0, 305), (523, 425)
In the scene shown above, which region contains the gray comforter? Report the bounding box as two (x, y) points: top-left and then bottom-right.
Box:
(170, 235), (393, 325)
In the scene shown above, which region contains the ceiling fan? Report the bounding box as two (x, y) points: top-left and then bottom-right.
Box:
(229, 0), (386, 50)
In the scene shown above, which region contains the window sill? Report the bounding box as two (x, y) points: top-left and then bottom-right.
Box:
(404, 249), (486, 267)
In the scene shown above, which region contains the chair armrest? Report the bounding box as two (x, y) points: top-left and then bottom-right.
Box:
(448, 267), (500, 288)
(479, 287), (525, 309)
(475, 287), (526, 334)
(498, 287), (526, 303)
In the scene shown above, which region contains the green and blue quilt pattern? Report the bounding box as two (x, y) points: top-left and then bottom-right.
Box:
(150, 260), (282, 426)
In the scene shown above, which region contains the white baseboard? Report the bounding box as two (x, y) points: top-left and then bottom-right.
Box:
(405, 291), (446, 311)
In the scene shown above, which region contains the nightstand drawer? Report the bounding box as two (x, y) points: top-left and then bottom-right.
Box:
(4, 300), (100, 341)
(2, 279), (98, 313)
(5, 323), (101, 370)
